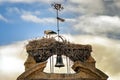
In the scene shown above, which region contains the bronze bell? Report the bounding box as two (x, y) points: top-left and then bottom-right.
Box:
(55, 55), (65, 67)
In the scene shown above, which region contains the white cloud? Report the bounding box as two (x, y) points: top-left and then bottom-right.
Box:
(114, 0), (120, 8)
(7, 7), (41, 15)
(7, 7), (21, 14)
(0, 41), (27, 57)
(0, 41), (27, 80)
(63, 0), (120, 17)
(64, 0), (104, 15)
(0, 14), (8, 22)
(65, 18), (76, 23)
(21, 14), (55, 24)
(0, 0), (38, 3)
(0, 0), (63, 4)
(6, 7), (76, 24)
(0, 56), (24, 73)
(21, 14), (75, 24)
(72, 15), (120, 39)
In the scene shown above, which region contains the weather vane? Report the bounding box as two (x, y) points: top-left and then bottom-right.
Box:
(52, 3), (64, 11)
(51, 3), (65, 39)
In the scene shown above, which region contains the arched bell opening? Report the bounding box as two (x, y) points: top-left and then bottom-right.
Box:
(44, 55), (75, 74)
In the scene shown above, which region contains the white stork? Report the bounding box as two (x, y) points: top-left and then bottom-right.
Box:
(44, 30), (57, 38)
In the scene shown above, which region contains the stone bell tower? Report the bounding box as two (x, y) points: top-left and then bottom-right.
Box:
(17, 3), (108, 80)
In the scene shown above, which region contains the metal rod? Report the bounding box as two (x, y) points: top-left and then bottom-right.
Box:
(68, 57), (71, 73)
(50, 57), (52, 73)
(66, 56), (68, 73)
(57, 10), (59, 36)
(52, 55), (54, 73)
(57, 9), (60, 41)
(66, 56), (69, 73)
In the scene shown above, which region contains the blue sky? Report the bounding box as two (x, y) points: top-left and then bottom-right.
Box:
(0, 0), (76, 45)
(1, 0), (120, 45)
(0, 0), (120, 46)
(0, 0), (120, 80)
(0, 2), (59, 45)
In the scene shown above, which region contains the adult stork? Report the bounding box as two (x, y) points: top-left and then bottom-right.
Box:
(44, 30), (57, 38)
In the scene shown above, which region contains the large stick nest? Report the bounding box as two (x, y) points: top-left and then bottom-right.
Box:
(26, 38), (92, 62)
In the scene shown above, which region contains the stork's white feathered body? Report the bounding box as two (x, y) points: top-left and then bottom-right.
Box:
(44, 30), (57, 35)
(44, 30), (57, 38)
